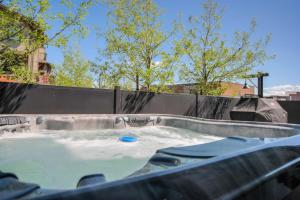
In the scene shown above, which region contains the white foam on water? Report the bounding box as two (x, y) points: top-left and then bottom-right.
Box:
(53, 126), (222, 160)
(0, 126), (222, 189)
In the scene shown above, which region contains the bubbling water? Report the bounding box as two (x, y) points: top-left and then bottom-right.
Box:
(0, 126), (222, 189)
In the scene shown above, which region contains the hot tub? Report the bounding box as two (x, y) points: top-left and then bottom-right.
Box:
(1, 114), (300, 200)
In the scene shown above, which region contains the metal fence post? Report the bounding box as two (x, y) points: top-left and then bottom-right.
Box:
(114, 86), (121, 114)
(195, 92), (199, 117)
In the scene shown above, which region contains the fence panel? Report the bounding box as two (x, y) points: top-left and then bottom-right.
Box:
(121, 91), (196, 116)
(278, 101), (300, 124)
(0, 83), (114, 114)
(197, 96), (239, 120)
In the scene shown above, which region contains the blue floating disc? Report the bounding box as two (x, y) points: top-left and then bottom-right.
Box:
(119, 136), (137, 142)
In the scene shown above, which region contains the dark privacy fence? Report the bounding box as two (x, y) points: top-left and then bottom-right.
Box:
(278, 101), (300, 124)
(0, 83), (114, 114)
(0, 82), (299, 123)
(119, 90), (239, 120)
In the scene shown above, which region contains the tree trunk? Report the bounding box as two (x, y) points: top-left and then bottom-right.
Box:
(136, 73), (139, 91)
(145, 54), (151, 91)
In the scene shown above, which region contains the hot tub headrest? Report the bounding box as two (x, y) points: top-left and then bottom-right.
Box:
(77, 174), (106, 188)
(0, 171), (39, 199)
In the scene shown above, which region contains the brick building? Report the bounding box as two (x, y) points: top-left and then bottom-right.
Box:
(168, 82), (255, 97)
(288, 92), (300, 100)
(266, 92), (300, 101)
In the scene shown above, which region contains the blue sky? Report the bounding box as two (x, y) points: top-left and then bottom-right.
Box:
(47, 0), (300, 90)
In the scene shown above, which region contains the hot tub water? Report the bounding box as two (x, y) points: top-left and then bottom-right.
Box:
(0, 126), (222, 189)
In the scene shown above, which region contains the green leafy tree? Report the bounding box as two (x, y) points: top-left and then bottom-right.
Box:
(0, 46), (34, 83)
(0, 48), (27, 72)
(10, 65), (36, 83)
(90, 60), (123, 89)
(90, 58), (136, 90)
(53, 48), (93, 88)
(102, 0), (179, 92)
(178, 0), (273, 95)
(0, 0), (96, 79)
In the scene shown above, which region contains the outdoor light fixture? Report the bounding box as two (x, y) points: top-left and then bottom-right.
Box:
(242, 72), (269, 98)
(243, 80), (249, 89)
